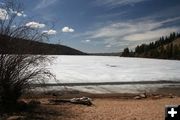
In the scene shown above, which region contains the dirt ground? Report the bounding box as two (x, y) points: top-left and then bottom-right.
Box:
(49, 98), (180, 120)
(3, 97), (180, 120)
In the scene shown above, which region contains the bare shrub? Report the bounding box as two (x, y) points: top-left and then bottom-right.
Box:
(0, 0), (55, 111)
(0, 55), (55, 108)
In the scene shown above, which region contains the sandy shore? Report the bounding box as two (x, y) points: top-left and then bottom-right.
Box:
(3, 87), (180, 120)
(12, 97), (178, 120)
(3, 92), (180, 120)
(54, 98), (180, 120)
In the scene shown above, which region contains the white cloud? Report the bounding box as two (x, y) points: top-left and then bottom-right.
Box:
(81, 39), (91, 43)
(35, 0), (58, 9)
(9, 9), (27, 17)
(23, 14), (27, 17)
(62, 27), (75, 33)
(16, 12), (22, 16)
(25, 21), (45, 29)
(124, 28), (178, 41)
(17, 12), (27, 17)
(106, 44), (112, 48)
(0, 8), (8, 20)
(82, 17), (180, 48)
(97, 11), (127, 19)
(42, 29), (57, 35)
(0, 8), (27, 20)
(95, 0), (149, 7)
(85, 40), (91, 42)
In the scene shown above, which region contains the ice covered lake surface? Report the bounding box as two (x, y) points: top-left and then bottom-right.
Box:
(45, 55), (180, 94)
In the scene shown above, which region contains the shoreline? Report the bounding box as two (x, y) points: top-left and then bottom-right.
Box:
(3, 86), (180, 120)
(29, 82), (180, 98)
(17, 87), (180, 120)
(32, 80), (180, 87)
(25, 84), (180, 99)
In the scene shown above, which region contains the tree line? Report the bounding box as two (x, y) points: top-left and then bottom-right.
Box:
(121, 32), (180, 60)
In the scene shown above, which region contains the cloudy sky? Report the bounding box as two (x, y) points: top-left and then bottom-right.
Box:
(2, 0), (180, 53)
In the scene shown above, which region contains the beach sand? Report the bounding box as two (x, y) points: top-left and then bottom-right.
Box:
(4, 91), (179, 120)
(41, 97), (180, 120)
(3, 87), (180, 120)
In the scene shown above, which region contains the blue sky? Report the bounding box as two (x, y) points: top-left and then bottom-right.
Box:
(3, 0), (180, 53)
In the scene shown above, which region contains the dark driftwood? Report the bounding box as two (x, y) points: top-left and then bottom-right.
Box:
(49, 97), (92, 106)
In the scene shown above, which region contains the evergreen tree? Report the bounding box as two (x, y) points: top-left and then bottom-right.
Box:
(121, 48), (130, 57)
(121, 32), (180, 59)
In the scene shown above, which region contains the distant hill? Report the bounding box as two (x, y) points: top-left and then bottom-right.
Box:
(121, 32), (180, 60)
(0, 35), (87, 55)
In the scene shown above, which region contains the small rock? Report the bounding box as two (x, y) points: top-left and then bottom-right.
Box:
(80, 97), (93, 101)
(139, 93), (147, 98)
(134, 96), (141, 99)
(169, 95), (176, 98)
(70, 97), (93, 106)
(168, 94), (176, 98)
(134, 93), (147, 100)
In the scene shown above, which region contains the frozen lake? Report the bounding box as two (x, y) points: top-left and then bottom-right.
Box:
(46, 56), (180, 93)
(49, 56), (180, 83)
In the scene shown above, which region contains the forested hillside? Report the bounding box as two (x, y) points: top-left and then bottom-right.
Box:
(121, 33), (180, 60)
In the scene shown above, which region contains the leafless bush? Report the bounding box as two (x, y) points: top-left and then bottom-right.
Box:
(0, 0), (55, 110)
(0, 55), (55, 107)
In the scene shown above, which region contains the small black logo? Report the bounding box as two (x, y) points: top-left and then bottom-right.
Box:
(165, 105), (180, 120)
